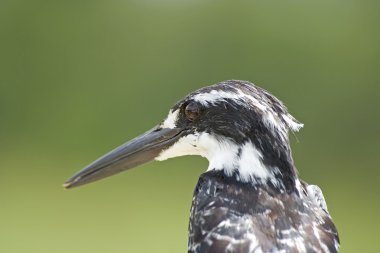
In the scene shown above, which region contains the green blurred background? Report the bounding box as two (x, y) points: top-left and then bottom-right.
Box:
(1, 0), (379, 252)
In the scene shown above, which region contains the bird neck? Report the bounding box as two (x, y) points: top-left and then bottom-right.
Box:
(206, 137), (298, 193)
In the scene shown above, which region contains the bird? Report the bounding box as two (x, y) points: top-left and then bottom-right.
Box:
(64, 80), (339, 253)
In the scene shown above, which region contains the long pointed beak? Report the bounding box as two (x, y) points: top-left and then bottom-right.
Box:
(63, 126), (183, 189)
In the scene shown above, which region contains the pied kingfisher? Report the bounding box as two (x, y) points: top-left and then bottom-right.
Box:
(64, 80), (339, 253)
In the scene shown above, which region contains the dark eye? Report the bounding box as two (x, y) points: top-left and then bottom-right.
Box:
(185, 102), (201, 121)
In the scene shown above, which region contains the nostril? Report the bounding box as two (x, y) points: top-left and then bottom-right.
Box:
(154, 126), (162, 132)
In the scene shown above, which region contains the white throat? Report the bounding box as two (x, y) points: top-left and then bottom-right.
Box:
(155, 132), (279, 184)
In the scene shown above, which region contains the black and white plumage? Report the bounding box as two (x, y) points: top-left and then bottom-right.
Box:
(64, 80), (339, 253)
(188, 172), (338, 253)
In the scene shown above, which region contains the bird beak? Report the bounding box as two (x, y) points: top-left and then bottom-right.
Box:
(63, 126), (183, 189)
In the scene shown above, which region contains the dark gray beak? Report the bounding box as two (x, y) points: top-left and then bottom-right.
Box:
(63, 126), (183, 189)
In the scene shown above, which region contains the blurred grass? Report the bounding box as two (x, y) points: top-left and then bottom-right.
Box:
(0, 0), (379, 252)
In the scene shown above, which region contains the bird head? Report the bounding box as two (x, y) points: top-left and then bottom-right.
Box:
(64, 80), (303, 191)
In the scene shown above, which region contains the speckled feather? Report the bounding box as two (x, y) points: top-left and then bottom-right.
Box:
(188, 170), (339, 253)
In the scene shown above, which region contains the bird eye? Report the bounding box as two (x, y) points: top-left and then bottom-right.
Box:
(185, 102), (201, 121)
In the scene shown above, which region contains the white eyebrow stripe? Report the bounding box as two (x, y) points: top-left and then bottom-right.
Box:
(193, 89), (266, 111)
(193, 90), (243, 106)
